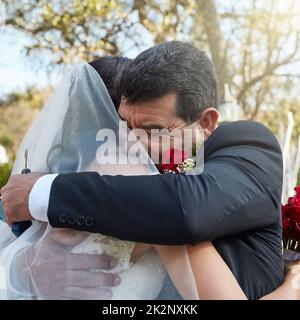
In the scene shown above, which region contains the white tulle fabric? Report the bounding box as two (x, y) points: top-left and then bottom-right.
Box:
(0, 63), (199, 300)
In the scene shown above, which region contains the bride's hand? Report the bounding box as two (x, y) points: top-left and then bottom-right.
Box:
(16, 228), (121, 300)
(284, 260), (300, 300)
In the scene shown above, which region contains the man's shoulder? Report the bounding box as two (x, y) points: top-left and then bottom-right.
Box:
(204, 120), (283, 189)
(205, 120), (282, 157)
(218, 120), (276, 137)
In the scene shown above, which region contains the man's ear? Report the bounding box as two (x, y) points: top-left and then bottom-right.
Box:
(118, 97), (127, 119)
(199, 108), (219, 134)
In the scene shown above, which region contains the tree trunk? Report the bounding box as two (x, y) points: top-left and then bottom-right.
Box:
(193, 0), (229, 103)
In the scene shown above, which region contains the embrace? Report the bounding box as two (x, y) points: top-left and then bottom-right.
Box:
(1, 41), (300, 300)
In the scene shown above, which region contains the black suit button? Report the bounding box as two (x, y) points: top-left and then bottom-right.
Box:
(68, 216), (76, 225)
(59, 214), (67, 223)
(76, 215), (85, 226)
(85, 216), (94, 227)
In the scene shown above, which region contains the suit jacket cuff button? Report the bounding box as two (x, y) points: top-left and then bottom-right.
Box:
(76, 215), (85, 226)
(85, 216), (94, 227)
(59, 214), (67, 223)
(68, 216), (76, 225)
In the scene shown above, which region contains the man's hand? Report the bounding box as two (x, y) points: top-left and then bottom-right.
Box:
(0, 172), (45, 225)
(16, 228), (120, 300)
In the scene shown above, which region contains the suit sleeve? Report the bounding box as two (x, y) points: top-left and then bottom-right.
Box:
(47, 121), (283, 245)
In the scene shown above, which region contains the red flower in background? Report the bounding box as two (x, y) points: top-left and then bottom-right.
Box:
(293, 222), (300, 242)
(282, 205), (291, 239)
(282, 186), (300, 248)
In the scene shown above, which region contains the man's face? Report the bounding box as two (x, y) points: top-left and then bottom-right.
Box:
(118, 93), (203, 163)
(118, 93), (186, 132)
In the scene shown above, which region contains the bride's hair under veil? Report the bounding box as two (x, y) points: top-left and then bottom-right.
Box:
(47, 56), (132, 173)
(89, 56), (131, 110)
(0, 61), (199, 300)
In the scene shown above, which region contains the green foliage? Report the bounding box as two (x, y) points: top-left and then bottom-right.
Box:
(2, 0), (300, 121)
(0, 161), (13, 190)
(0, 88), (47, 110)
(3, 0), (134, 64)
(0, 135), (14, 150)
(0, 88), (50, 157)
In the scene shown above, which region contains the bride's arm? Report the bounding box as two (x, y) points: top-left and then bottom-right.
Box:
(187, 242), (246, 299)
(187, 242), (300, 300)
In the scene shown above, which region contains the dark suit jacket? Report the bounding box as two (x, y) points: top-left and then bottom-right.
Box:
(48, 120), (284, 299)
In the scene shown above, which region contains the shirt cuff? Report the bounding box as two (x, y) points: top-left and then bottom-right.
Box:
(28, 174), (59, 222)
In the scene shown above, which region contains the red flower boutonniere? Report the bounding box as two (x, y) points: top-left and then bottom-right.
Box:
(160, 148), (196, 174)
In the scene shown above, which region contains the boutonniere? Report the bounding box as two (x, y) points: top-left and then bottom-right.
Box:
(160, 148), (196, 174)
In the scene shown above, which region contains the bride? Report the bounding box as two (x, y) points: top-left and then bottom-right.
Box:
(0, 57), (299, 300)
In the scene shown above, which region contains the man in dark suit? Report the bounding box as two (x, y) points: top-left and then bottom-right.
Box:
(1, 41), (283, 299)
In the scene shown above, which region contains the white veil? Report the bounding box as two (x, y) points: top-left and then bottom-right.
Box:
(0, 63), (199, 300)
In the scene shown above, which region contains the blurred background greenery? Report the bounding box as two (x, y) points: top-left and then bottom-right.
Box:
(0, 0), (300, 190)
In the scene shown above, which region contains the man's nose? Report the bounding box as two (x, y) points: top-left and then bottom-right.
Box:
(118, 114), (132, 130)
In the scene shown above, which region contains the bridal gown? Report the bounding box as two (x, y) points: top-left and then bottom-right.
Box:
(71, 233), (167, 300)
(0, 218), (168, 300)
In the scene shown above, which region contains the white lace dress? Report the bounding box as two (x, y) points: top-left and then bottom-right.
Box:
(71, 234), (167, 300)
